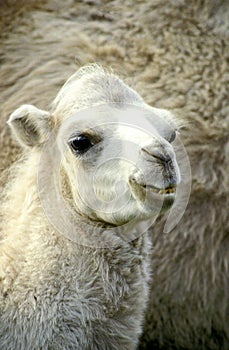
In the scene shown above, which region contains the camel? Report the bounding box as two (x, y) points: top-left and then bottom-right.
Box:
(1, 1), (228, 348)
(0, 65), (183, 350)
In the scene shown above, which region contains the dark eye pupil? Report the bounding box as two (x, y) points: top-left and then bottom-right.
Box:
(70, 135), (93, 154)
(168, 130), (176, 143)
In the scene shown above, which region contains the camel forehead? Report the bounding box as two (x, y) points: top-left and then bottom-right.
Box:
(56, 104), (170, 142)
(52, 71), (143, 122)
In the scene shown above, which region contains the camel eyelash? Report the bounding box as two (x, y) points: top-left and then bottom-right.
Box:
(68, 131), (103, 155)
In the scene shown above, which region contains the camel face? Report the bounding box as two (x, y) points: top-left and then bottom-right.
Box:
(8, 66), (185, 234)
(57, 104), (180, 226)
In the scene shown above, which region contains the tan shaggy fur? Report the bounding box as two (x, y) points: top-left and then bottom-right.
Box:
(0, 0), (228, 349)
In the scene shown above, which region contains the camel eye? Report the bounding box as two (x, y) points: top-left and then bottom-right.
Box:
(168, 130), (177, 143)
(69, 134), (94, 154)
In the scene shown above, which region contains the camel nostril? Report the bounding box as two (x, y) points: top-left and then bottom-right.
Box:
(142, 147), (171, 164)
(129, 175), (137, 183)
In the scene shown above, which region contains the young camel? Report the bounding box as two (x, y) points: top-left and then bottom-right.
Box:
(0, 65), (181, 350)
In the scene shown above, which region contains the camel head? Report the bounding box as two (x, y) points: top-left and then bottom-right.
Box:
(7, 65), (182, 232)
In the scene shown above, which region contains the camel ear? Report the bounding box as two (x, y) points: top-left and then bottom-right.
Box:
(7, 104), (51, 148)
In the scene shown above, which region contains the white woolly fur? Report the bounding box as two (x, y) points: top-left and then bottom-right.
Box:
(0, 65), (180, 350)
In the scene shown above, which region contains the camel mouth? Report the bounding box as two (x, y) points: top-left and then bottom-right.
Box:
(129, 177), (177, 209)
(141, 184), (176, 195)
(138, 183), (177, 210)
